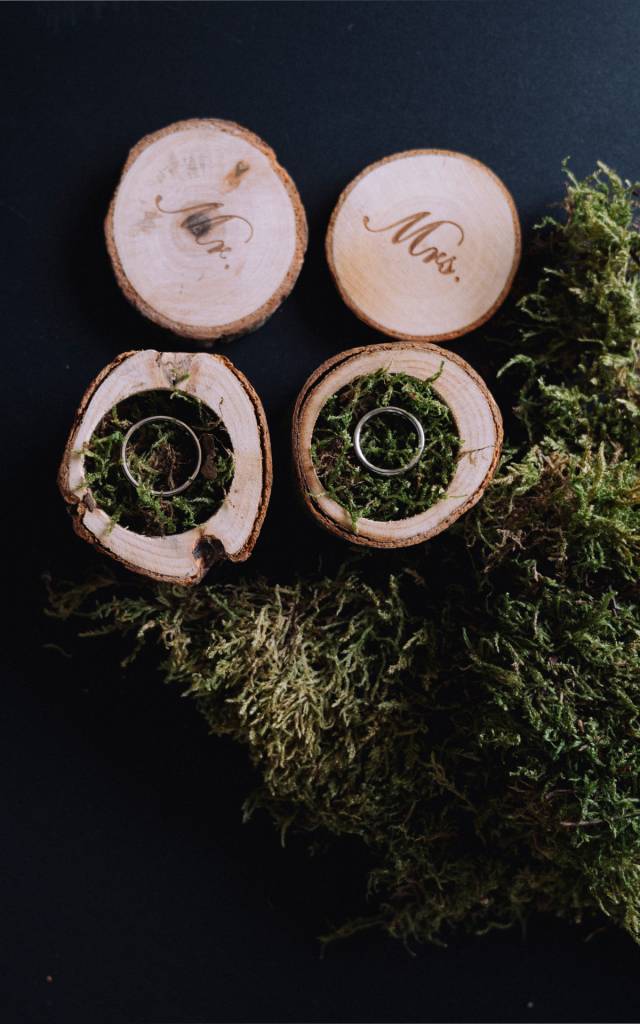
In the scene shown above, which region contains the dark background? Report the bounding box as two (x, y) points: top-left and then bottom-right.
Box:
(3, 2), (640, 1021)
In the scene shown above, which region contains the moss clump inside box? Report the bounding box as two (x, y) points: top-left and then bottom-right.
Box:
(310, 368), (461, 528)
(81, 389), (234, 536)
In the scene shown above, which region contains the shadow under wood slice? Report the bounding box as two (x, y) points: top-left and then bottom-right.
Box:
(292, 343), (503, 549)
(58, 350), (272, 584)
(105, 118), (308, 343)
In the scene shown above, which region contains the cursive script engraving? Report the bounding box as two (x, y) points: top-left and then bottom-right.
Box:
(363, 211), (464, 281)
(155, 196), (254, 260)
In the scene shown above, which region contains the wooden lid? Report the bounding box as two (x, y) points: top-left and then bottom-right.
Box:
(58, 350), (272, 584)
(326, 150), (520, 343)
(106, 119), (308, 342)
(292, 343), (503, 548)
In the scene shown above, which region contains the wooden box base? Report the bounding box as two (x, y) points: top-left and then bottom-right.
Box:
(59, 350), (272, 584)
(292, 343), (503, 548)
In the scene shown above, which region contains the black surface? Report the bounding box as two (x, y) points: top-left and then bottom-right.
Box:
(3, 2), (640, 1021)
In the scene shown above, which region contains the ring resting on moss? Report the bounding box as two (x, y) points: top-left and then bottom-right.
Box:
(120, 414), (205, 498)
(352, 405), (427, 478)
(86, 392), (234, 536)
(313, 369), (460, 523)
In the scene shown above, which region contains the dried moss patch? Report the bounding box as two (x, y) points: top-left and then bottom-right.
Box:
(311, 368), (461, 527)
(81, 389), (234, 536)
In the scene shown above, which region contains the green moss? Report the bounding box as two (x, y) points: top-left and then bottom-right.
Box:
(48, 163), (640, 947)
(501, 160), (640, 458)
(310, 368), (461, 528)
(81, 389), (234, 536)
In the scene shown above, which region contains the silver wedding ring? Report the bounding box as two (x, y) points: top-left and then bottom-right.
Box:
(353, 405), (425, 477)
(121, 415), (203, 497)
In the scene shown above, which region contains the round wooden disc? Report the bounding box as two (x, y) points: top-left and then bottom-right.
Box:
(326, 150), (520, 343)
(58, 350), (272, 584)
(105, 119), (308, 342)
(292, 343), (503, 548)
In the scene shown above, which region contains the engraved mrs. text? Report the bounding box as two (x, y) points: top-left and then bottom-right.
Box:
(363, 211), (464, 282)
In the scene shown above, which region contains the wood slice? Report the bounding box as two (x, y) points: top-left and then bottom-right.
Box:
(58, 350), (272, 584)
(105, 119), (308, 342)
(292, 343), (503, 548)
(326, 150), (521, 343)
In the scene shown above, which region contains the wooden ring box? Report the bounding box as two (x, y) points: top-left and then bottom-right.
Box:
(58, 350), (272, 584)
(106, 119), (308, 343)
(292, 343), (503, 549)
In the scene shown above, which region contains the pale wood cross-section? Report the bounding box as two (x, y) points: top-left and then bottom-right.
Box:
(292, 343), (503, 548)
(326, 150), (521, 343)
(106, 119), (308, 342)
(58, 350), (272, 584)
